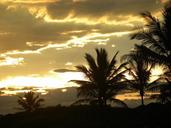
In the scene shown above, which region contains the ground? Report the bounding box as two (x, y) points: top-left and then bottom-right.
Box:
(0, 103), (171, 128)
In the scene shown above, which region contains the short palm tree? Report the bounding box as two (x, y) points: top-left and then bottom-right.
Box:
(150, 67), (171, 104)
(122, 50), (156, 105)
(151, 82), (171, 104)
(17, 91), (44, 112)
(71, 48), (128, 107)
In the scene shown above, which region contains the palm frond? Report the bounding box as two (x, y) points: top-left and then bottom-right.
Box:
(136, 45), (168, 65)
(71, 48), (127, 106)
(72, 80), (97, 98)
(109, 69), (127, 84)
(108, 62), (127, 80)
(85, 53), (97, 72)
(131, 4), (171, 67)
(106, 52), (118, 78)
(17, 91), (44, 112)
(96, 48), (109, 69)
(76, 65), (93, 81)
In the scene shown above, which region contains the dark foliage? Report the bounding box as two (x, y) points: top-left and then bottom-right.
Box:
(122, 49), (158, 105)
(17, 91), (44, 112)
(0, 104), (171, 128)
(71, 48), (128, 107)
(130, 1), (171, 104)
(130, 3), (171, 68)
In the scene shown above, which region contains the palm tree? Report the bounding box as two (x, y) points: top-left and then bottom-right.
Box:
(151, 82), (171, 104)
(122, 50), (157, 105)
(71, 48), (128, 107)
(150, 67), (171, 104)
(17, 91), (44, 112)
(130, 2), (171, 104)
(130, 2), (171, 80)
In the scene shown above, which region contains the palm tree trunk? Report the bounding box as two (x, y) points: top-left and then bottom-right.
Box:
(140, 89), (144, 106)
(141, 94), (144, 106)
(104, 98), (107, 106)
(98, 97), (103, 106)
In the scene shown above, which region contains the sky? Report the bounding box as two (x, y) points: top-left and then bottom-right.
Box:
(0, 0), (166, 93)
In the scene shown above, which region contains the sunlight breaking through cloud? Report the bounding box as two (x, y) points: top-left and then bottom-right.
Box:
(0, 57), (24, 66)
(0, 72), (83, 96)
(0, 72), (83, 89)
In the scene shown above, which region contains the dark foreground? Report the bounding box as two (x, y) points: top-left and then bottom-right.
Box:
(0, 103), (171, 128)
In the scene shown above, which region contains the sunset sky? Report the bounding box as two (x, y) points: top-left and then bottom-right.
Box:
(0, 0), (166, 92)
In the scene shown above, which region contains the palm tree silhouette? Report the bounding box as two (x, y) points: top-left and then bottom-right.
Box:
(150, 68), (171, 104)
(130, 2), (171, 80)
(17, 91), (44, 112)
(151, 82), (171, 104)
(71, 48), (128, 107)
(122, 50), (157, 105)
(130, 2), (171, 105)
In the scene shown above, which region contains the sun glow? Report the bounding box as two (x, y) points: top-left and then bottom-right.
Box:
(0, 66), (164, 96)
(0, 57), (24, 66)
(124, 66), (164, 82)
(150, 66), (163, 81)
(0, 72), (84, 96)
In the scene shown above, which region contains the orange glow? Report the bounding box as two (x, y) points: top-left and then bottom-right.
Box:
(116, 92), (160, 100)
(160, 0), (169, 3)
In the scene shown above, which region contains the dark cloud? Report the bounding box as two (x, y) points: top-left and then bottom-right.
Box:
(0, 3), (133, 53)
(0, 4), (57, 52)
(54, 69), (77, 73)
(47, 0), (162, 19)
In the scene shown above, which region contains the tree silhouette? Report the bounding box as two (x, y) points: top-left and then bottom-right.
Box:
(122, 50), (157, 105)
(150, 68), (171, 104)
(130, 2), (171, 104)
(151, 82), (171, 104)
(17, 91), (44, 112)
(71, 48), (128, 107)
(130, 2), (171, 81)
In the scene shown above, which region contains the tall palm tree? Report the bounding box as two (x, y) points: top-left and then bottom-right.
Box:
(17, 91), (44, 112)
(71, 48), (128, 107)
(122, 50), (156, 105)
(130, 2), (171, 104)
(130, 2), (171, 80)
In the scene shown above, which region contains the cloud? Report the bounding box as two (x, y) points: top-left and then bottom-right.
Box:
(47, 0), (162, 20)
(0, 4), (54, 52)
(0, 0), (57, 5)
(0, 0), (164, 80)
(54, 69), (77, 73)
(0, 32), (138, 79)
(0, 3), (135, 53)
(0, 0), (162, 53)
(0, 57), (24, 66)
